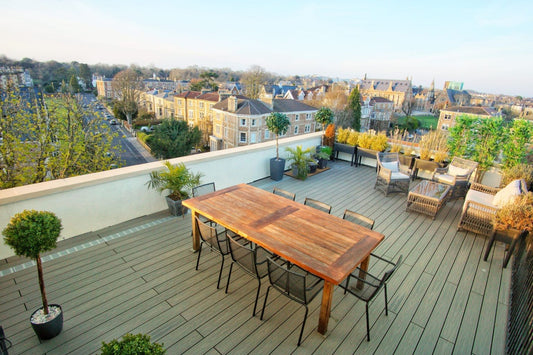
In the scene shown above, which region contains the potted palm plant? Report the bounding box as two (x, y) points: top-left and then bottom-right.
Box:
(266, 112), (291, 181)
(147, 161), (203, 216)
(285, 145), (315, 180)
(2, 210), (63, 340)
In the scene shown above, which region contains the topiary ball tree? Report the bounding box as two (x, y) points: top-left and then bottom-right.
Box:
(2, 210), (62, 315)
(266, 112), (290, 160)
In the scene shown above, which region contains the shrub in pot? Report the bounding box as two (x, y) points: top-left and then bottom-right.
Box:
(147, 161), (203, 216)
(266, 112), (291, 181)
(494, 192), (533, 234)
(101, 333), (165, 355)
(286, 145), (314, 180)
(317, 146), (333, 169)
(2, 210), (63, 340)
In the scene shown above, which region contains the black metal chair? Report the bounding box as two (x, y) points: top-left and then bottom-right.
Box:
(343, 209), (375, 230)
(340, 254), (402, 341)
(273, 187), (296, 201)
(484, 229), (528, 268)
(304, 198), (332, 214)
(225, 233), (271, 317)
(260, 256), (324, 346)
(192, 182), (216, 197)
(194, 215), (230, 289)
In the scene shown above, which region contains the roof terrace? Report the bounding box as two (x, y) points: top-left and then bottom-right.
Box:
(0, 133), (511, 354)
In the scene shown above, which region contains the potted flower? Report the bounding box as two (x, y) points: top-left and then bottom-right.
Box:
(266, 112), (291, 181)
(285, 145), (315, 180)
(495, 192), (533, 234)
(356, 130), (388, 167)
(2, 210), (63, 340)
(147, 161), (203, 216)
(101, 333), (165, 354)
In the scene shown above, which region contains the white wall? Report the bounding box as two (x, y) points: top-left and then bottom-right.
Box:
(0, 133), (322, 259)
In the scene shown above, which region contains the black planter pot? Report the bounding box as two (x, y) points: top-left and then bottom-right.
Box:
(270, 158), (286, 181)
(318, 158), (328, 169)
(165, 196), (187, 216)
(309, 162), (318, 174)
(30, 304), (63, 340)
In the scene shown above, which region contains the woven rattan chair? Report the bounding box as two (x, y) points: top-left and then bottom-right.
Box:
(304, 197), (332, 214)
(340, 254), (402, 341)
(225, 233), (271, 317)
(194, 215), (230, 289)
(273, 187), (296, 201)
(260, 256), (324, 346)
(375, 152), (410, 196)
(343, 209), (375, 230)
(431, 157), (478, 199)
(458, 179), (528, 237)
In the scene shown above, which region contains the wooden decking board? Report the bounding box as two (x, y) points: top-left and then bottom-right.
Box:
(394, 322), (425, 354)
(452, 291), (483, 354)
(440, 232), (486, 343)
(0, 160), (512, 354)
(414, 281), (457, 354)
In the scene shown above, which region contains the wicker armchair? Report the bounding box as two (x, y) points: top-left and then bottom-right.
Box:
(432, 157), (478, 199)
(458, 179), (528, 237)
(374, 152), (411, 196)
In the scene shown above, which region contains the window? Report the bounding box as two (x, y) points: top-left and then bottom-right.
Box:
(240, 118), (247, 126)
(199, 112), (204, 119)
(178, 100), (182, 106)
(240, 132), (247, 143)
(215, 125), (221, 134)
(295, 114), (300, 121)
(199, 102), (204, 108)
(251, 118), (257, 126)
(224, 127), (228, 138)
(188, 109), (194, 118)
(441, 124), (449, 131)
(444, 114), (451, 120)
(250, 132), (257, 143)
(306, 113), (311, 120)
(304, 124), (311, 133)
(178, 109), (182, 116)
(294, 126), (299, 134)
(264, 129), (270, 139)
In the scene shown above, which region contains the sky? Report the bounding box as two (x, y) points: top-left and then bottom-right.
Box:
(1, 0), (532, 97)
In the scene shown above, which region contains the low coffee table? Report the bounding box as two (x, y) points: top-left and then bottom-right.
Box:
(406, 180), (451, 219)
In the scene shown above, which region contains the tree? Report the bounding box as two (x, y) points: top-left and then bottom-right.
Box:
(69, 74), (81, 93)
(315, 107), (334, 130)
(348, 86), (361, 131)
(265, 112), (290, 160)
(147, 119), (202, 159)
(502, 119), (533, 168)
(78, 63), (92, 89)
(242, 65), (267, 99)
(402, 96), (415, 116)
(112, 68), (144, 126)
(0, 84), (119, 188)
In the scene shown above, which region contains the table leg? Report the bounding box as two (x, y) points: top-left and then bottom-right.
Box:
(318, 281), (334, 335)
(357, 255), (370, 289)
(191, 210), (200, 251)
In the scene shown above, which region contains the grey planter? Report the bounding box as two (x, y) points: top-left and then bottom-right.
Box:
(165, 196), (188, 216)
(270, 158), (286, 181)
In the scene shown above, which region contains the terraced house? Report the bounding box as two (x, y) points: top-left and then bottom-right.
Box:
(210, 96), (317, 151)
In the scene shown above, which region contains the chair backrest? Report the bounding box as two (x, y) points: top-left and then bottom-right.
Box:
(304, 198), (332, 214)
(382, 255), (403, 285)
(195, 215), (226, 253)
(273, 187), (296, 201)
(193, 182), (216, 197)
(343, 209), (375, 230)
(448, 157), (478, 178)
(377, 152), (400, 172)
(266, 257), (309, 303)
(226, 233), (267, 278)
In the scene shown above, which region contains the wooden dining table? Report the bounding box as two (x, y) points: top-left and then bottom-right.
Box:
(182, 183), (384, 335)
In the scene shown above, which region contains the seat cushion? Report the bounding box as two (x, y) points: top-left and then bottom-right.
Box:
(448, 165), (469, 177)
(464, 189), (497, 212)
(391, 172), (410, 181)
(493, 179), (523, 207)
(381, 161), (399, 172)
(434, 173), (455, 184)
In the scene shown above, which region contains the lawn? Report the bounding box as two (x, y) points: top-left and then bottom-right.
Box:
(396, 114), (439, 130)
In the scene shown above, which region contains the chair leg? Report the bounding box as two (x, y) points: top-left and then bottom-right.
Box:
(365, 303), (370, 341)
(195, 244), (202, 270)
(298, 305), (309, 346)
(260, 286), (271, 320)
(484, 238), (496, 262)
(217, 256), (225, 289)
(344, 275), (350, 294)
(225, 262), (234, 293)
(384, 284), (389, 316)
(252, 279), (261, 317)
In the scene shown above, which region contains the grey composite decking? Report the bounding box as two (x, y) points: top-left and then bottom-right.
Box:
(0, 160), (510, 354)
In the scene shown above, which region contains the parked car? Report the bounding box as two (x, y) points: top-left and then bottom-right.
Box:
(109, 119), (118, 125)
(140, 126), (154, 133)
